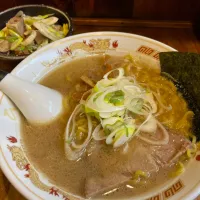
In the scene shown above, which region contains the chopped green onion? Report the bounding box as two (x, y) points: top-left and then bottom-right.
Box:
(6, 36), (18, 42)
(94, 92), (103, 102)
(63, 23), (68, 36)
(66, 67), (160, 151)
(124, 124), (129, 137)
(25, 24), (32, 31)
(134, 170), (147, 179)
(85, 106), (100, 119)
(93, 85), (99, 92)
(37, 14), (54, 19)
(8, 29), (21, 38)
(170, 162), (185, 177)
(110, 95), (124, 106)
(104, 90), (125, 106)
(0, 30), (5, 38)
(17, 45), (25, 51)
(10, 37), (23, 50)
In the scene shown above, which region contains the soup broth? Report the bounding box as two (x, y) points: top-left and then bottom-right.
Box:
(21, 54), (192, 199)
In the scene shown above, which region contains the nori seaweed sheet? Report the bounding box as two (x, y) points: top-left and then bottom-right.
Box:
(159, 52), (200, 141)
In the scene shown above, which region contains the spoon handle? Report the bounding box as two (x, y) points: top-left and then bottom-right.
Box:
(0, 70), (8, 81)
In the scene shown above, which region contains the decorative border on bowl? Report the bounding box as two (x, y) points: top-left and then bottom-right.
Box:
(40, 41), (160, 70)
(6, 136), (76, 200)
(146, 180), (184, 200)
(136, 45), (160, 60)
(40, 38), (119, 68)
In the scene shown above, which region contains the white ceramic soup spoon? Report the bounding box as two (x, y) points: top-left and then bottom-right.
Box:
(0, 70), (63, 123)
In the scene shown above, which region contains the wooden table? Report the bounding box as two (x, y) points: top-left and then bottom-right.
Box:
(1, 18), (200, 200)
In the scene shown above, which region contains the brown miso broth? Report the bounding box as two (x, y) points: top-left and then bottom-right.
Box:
(21, 55), (192, 199)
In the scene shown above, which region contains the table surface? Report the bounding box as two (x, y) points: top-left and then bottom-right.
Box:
(1, 18), (200, 200)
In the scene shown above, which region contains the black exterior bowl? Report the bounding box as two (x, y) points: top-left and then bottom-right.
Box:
(0, 4), (73, 61)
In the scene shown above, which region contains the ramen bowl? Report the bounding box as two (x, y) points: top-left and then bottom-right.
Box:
(0, 32), (200, 200)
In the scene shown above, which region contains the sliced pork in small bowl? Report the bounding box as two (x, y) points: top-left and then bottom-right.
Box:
(0, 4), (72, 60)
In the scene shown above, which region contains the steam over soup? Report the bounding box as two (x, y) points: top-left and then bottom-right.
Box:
(21, 54), (196, 199)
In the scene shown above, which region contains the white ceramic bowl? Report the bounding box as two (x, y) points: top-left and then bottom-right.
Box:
(0, 32), (200, 200)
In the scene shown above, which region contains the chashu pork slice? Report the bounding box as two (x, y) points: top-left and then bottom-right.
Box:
(6, 16), (25, 36)
(85, 127), (192, 198)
